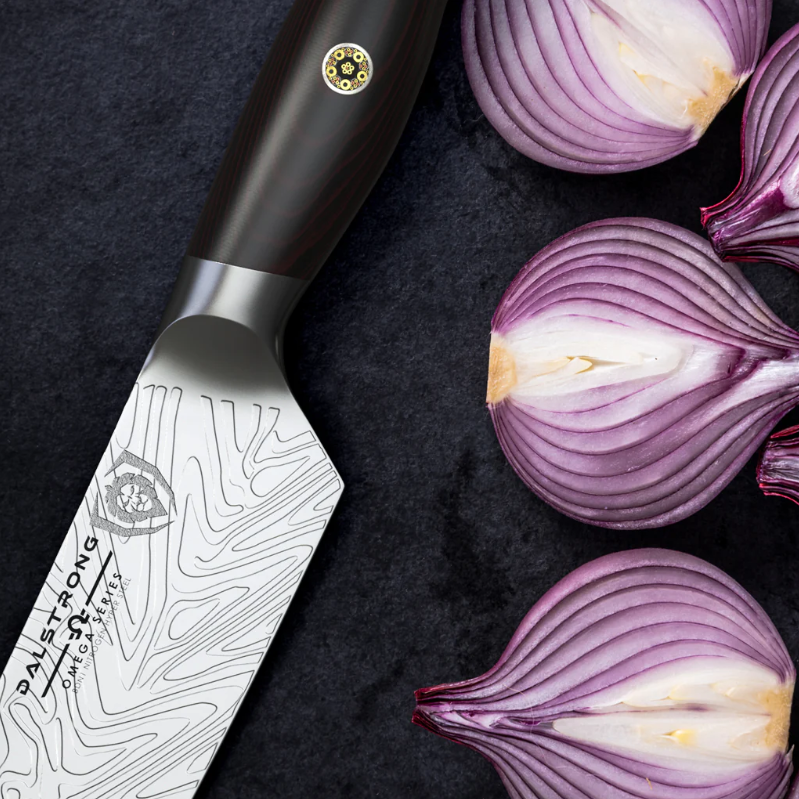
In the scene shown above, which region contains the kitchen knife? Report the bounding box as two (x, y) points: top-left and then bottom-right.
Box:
(0, 0), (446, 796)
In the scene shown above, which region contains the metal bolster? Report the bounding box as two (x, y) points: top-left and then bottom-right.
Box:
(155, 257), (307, 366)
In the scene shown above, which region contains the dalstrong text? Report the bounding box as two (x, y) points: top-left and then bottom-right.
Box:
(15, 534), (114, 697)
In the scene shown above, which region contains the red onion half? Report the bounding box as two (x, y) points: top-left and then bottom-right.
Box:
(414, 549), (795, 799)
(462, 0), (771, 174)
(703, 23), (799, 270)
(488, 218), (799, 529)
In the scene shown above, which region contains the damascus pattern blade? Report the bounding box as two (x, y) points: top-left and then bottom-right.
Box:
(0, 260), (344, 797)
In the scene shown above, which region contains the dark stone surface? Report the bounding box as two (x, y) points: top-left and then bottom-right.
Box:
(2, 1), (799, 796)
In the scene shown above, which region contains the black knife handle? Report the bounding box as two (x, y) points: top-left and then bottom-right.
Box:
(187, 0), (447, 281)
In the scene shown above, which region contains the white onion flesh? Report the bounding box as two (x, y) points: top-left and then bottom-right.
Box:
(553, 658), (789, 768)
(588, 0), (739, 131)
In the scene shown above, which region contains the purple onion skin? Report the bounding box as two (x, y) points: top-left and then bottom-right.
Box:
(702, 23), (799, 269)
(463, 0), (771, 174)
(414, 549), (796, 799)
(488, 218), (799, 529)
(758, 424), (799, 504)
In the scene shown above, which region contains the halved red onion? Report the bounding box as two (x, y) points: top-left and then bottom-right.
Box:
(488, 218), (799, 529)
(758, 424), (799, 505)
(703, 23), (799, 269)
(414, 549), (795, 799)
(462, 0), (771, 174)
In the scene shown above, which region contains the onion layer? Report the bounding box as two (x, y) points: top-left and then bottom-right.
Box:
(703, 23), (799, 269)
(463, 0), (771, 174)
(758, 424), (799, 505)
(488, 218), (799, 529)
(414, 549), (795, 799)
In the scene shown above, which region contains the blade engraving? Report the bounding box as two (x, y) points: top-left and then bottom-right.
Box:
(0, 380), (342, 797)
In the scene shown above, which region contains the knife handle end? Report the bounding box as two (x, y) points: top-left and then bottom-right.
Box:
(187, 0), (447, 282)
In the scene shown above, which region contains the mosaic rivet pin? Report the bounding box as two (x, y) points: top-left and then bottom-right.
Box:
(322, 44), (373, 95)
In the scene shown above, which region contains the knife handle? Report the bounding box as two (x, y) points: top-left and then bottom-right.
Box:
(186, 0), (447, 281)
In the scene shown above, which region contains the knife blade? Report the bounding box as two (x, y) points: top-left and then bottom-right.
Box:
(0, 0), (446, 795)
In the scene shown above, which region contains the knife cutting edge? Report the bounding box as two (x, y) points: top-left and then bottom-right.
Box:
(0, 0), (447, 795)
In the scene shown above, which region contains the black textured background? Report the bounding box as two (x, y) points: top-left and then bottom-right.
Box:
(3, 1), (799, 797)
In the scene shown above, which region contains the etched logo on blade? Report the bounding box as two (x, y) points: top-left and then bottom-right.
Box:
(90, 451), (176, 538)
